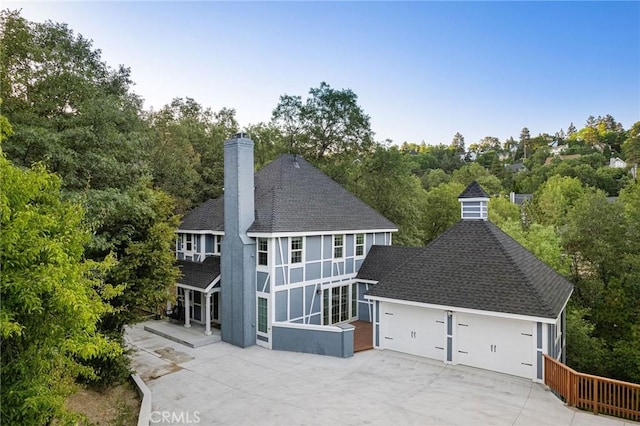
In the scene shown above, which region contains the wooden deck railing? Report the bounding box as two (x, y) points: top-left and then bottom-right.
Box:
(544, 354), (640, 422)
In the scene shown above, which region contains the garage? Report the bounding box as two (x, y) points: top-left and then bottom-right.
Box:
(380, 302), (444, 360)
(456, 313), (533, 379)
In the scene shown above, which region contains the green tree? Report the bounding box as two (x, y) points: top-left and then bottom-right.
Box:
(529, 175), (586, 227)
(271, 82), (374, 160)
(622, 121), (640, 166)
(354, 146), (426, 246)
(451, 162), (503, 195)
(421, 168), (450, 190)
(0, 150), (121, 424)
(81, 181), (181, 331)
(1, 10), (148, 191)
(421, 182), (465, 244)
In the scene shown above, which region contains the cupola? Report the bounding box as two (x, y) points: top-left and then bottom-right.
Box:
(458, 181), (489, 220)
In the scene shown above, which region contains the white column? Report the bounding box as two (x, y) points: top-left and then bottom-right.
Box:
(204, 293), (212, 336)
(184, 290), (191, 328)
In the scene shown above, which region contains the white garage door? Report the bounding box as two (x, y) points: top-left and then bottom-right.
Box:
(381, 303), (444, 360)
(456, 313), (533, 379)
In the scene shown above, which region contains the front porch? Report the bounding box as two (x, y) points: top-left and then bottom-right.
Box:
(143, 319), (221, 348)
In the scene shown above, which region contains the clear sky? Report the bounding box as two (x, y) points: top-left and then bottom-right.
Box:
(7, 1), (640, 146)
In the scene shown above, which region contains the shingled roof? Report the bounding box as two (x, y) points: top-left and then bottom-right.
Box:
(356, 245), (423, 281)
(458, 181), (489, 198)
(180, 154), (397, 233)
(177, 256), (220, 289)
(366, 220), (573, 319)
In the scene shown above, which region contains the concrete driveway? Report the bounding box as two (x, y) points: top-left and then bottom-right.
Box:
(126, 323), (630, 426)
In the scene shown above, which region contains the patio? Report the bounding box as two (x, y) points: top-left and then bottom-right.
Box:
(143, 319), (220, 348)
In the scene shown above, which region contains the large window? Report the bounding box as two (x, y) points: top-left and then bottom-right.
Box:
(291, 237), (303, 263)
(257, 297), (268, 333)
(323, 284), (353, 325)
(355, 233), (364, 256)
(258, 238), (268, 266)
(333, 235), (344, 258)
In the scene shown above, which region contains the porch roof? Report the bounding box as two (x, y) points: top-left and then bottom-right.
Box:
(177, 256), (220, 291)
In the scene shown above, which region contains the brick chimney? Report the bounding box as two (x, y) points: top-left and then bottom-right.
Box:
(221, 133), (256, 347)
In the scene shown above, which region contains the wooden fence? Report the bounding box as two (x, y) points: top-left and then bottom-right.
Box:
(543, 354), (640, 422)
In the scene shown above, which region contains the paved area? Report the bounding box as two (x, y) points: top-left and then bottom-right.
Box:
(143, 319), (221, 348)
(127, 323), (631, 426)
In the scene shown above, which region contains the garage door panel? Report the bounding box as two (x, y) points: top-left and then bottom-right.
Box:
(382, 303), (444, 361)
(457, 313), (533, 379)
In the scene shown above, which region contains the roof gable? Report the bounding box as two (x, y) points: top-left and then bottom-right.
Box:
(367, 220), (573, 319)
(180, 154), (397, 233)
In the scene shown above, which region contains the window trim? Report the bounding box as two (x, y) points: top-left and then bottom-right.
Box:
(355, 233), (365, 257)
(290, 236), (303, 264)
(333, 234), (344, 258)
(258, 238), (268, 266)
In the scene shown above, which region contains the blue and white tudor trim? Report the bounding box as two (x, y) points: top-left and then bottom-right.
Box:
(169, 134), (572, 382)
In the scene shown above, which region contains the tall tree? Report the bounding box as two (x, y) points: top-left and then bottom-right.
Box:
(451, 132), (465, 153)
(520, 127), (531, 159)
(421, 182), (465, 244)
(1, 148), (121, 424)
(271, 82), (374, 160)
(0, 10), (148, 191)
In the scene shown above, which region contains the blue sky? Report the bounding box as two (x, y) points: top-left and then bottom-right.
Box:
(8, 1), (640, 146)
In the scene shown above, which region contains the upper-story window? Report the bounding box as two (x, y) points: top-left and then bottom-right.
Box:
(291, 237), (303, 263)
(258, 238), (268, 266)
(216, 235), (223, 254)
(177, 234), (183, 251)
(355, 234), (364, 256)
(186, 234), (193, 251)
(333, 235), (344, 258)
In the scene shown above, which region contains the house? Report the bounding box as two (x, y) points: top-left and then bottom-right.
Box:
(171, 133), (572, 382)
(359, 182), (573, 382)
(609, 157), (627, 169)
(509, 192), (533, 205)
(548, 140), (568, 155)
(173, 133), (396, 356)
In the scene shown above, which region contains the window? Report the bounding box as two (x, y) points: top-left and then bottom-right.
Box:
(216, 235), (223, 254)
(291, 237), (303, 263)
(177, 234), (183, 251)
(257, 297), (268, 333)
(258, 238), (268, 266)
(333, 235), (344, 258)
(355, 234), (364, 256)
(352, 283), (357, 317)
(324, 284), (352, 325)
(186, 234), (193, 251)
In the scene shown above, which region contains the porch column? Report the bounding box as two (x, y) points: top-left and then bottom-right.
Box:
(204, 293), (212, 336)
(184, 290), (191, 328)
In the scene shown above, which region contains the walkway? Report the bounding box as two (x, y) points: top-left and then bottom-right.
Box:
(126, 323), (631, 426)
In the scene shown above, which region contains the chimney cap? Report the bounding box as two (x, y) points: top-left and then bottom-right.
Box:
(232, 132), (250, 140)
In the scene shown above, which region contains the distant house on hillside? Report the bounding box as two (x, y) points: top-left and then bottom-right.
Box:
(548, 141), (568, 155)
(609, 157), (627, 169)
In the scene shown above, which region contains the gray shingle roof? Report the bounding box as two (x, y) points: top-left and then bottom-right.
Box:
(366, 220), (573, 319)
(459, 181), (489, 198)
(180, 154), (397, 233)
(356, 245), (423, 281)
(177, 256), (220, 289)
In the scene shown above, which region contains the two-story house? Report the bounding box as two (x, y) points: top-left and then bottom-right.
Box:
(173, 134), (396, 356)
(168, 134), (572, 382)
